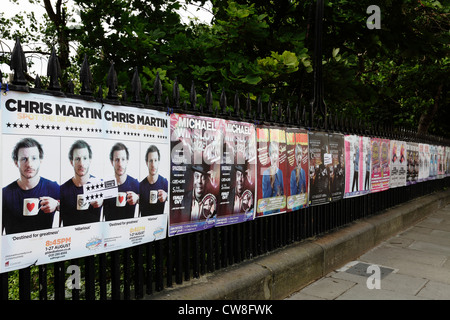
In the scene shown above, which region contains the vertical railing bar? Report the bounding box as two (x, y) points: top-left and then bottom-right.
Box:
(39, 265), (48, 300)
(19, 267), (31, 301)
(0, 272), (8, 300)
(207, 228), (214, 273)
(70, 258), (80, 300)
(202, 228), (209, 274)
(166, 237), (173, 287)
(175, 236), (183, 284)
(111, 251), (121, 299)
(86, 255), (96, 300)
(98, 253), (107, 300)
(184, 234), (191, 282)
(192, 232), (199, 278)
(155, 240), (164, 291)
(54, 261), (65, 300)
(242, 222), (247, 260)
(123, 249), (131, 300)
(229, 225), (234, 265)
(134, 245), (144, 299)
(145, 242), (153, 296)
(267, 216), (272, 251)
(235, 223), (242, 263)
(222, 226), (228, 268)
(213, 228), (220, 271)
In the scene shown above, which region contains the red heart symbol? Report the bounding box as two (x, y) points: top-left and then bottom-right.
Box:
(119, 196), (125, 203)
(27, 203), (35, 212)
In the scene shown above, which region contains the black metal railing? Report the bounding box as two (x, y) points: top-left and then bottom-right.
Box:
(0, 38), (449, 300)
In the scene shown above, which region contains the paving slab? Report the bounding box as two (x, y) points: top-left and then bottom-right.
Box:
(285, 292), (326, 300)
(335, 283), (429, 300)
(361, 255), (450, 286)
(359, 244), (448, 267)
(383, 235), (414, 248)
(408, 240), (450, 256)
(374, 272), (428, 296)
(295, 277), (356, 300)
(417, 281), (450, 300)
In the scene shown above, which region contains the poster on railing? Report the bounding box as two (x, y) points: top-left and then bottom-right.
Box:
(344, 135), (359, 197)
(216, 119), (256, 226)
(437, 145), (445, 179)
(100, 103), (170, 252)
(285, 128), (309, 211)
(445, 146), (450, 177)
(328, 133), (345, 201)
(308, 131), (330, 206)
(406, 142), (419, 185)
(389, 140), (407, 188)
(370, 138), (390, 192)
(441, 146), (447, 177)
(418, 143), (430, 182)
(168, 113), (222, 236)
(345, 135), (372, 197)
(444, 146), (450, 177)
(429, 145), (437, 180)
(0, 91), (170, 272)
(255, 125), (288, 216)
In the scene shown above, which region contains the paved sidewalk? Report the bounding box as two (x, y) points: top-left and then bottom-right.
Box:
(286, 203), (450, 300)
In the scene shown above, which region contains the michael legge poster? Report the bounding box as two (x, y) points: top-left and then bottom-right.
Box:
(216, 119), (256, 226)
(168, 114), (222, 236)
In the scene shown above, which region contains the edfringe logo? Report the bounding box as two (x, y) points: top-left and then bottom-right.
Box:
(86, 237), (102, 250)
(153, 227), (164, 237)
(258, 199), (268, 211)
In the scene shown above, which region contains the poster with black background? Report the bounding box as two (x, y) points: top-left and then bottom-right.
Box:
(308, 131), (330, 206)
(216, 119), (256, 226)
(168, 113), (222, 236)
(328, 133), (345, 201)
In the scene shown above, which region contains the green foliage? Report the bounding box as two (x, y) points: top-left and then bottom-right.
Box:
(1, 0), (449, 136)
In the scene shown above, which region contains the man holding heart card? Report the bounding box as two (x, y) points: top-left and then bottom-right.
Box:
(2, 138), (60, 235)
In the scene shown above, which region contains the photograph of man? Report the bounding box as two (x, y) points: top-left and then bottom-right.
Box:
(2, 138), (60, 235)
(290, 144), (307, 196)
(262, 141), (284, 199)
(60, 140), (102, 226)
(103, 143), (139, 221)
(181, 163), (217, 221)
(140, 145), (168, 216)
(232, 163), (253, 214)
(309, 142), (330, 203)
